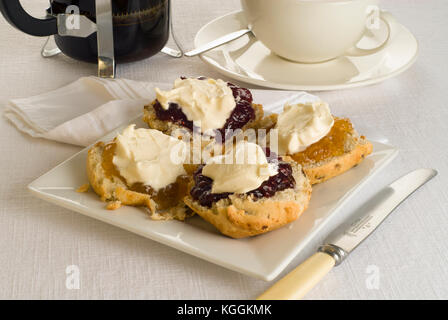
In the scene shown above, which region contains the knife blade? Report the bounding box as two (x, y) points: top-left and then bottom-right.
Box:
(322, 168), (438, 260)
(257, 168), (437, 300)
(184, 28), (251, 57)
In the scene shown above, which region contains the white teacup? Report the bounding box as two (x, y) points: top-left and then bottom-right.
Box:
(241, 0), (390, 63)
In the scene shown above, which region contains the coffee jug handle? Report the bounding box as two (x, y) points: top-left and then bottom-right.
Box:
(0, 0), (57, 37)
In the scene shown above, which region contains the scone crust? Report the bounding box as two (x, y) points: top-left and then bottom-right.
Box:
(86, 141), (191, 221)
(184, 160), (312, 238)
(302, 138), (373, 184)
(87, 141), (127, 202)
(256, 114), (374, 185)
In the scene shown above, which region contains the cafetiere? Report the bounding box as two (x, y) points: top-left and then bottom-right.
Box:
(0, 0), (181, 78)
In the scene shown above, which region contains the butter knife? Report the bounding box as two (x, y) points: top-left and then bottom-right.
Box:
(184, 28), (251, 57)
(257, 168), (437, 300)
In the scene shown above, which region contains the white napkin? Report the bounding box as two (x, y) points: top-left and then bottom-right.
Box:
(4, 77), (319, 147)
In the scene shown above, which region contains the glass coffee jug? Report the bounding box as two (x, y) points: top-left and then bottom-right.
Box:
(0, 0), (172, 76)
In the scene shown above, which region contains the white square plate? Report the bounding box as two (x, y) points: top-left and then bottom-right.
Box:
(28, 117), (397, 281)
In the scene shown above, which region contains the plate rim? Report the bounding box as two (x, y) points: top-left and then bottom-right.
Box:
(194, 10), (419, 91)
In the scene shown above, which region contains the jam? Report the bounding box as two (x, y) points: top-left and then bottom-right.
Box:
(153, 101), (194, 131)
(101, 143), (189, 210)
(102, 143), (123, 180)
(152, 79), (255, 141)
(246, 162), (295, 199)
(130, 175), (190, 210)
(190, 169), (231, 208)
(190, 150), (296, 207)
(291, 117), (353, 165)
(217, 83), (255, 142)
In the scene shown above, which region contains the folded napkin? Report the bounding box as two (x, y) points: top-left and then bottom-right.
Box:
(4, 77), (319, 147)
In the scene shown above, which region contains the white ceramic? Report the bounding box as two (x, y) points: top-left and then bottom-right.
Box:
(28, 115), (398, 281)
(195, 10), (418, 91)
(241, 0), (383, 63)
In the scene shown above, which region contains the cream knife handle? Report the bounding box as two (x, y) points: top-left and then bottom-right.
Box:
(257, 252), (335, 300)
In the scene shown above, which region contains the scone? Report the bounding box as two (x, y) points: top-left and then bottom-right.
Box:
(143, 77), (264, 142)
(183, 142), (312, 238)
(87, 125), (192, 221)
(290, 117), (373, 184)
(271, 101), (373, 185)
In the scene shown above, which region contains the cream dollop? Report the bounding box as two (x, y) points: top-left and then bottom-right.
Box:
(155, 78), (236, 132)
(276, 102), (334, 155)
(112, 125), (187, 191)
(202, 141), (278, 194)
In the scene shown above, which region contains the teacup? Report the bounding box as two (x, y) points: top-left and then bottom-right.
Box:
(241, 0), (390, 63)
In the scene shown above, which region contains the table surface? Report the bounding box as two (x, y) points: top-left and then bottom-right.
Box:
(0, 0), (447, 300)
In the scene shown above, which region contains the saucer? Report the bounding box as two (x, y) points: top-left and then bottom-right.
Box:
(194, 11), (418, 91)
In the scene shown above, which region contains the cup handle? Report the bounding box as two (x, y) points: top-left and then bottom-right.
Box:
(345, 11), (393, 57)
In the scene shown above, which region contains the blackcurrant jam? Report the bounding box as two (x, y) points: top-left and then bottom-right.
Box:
(153, 101), (194, 131)
(190, 151), (296, 207)
(150, 79), (255, 140)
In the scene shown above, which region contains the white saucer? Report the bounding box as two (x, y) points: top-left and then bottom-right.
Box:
(194, 11), (418, 91)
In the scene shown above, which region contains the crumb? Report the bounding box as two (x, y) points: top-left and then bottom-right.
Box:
(76, 183), (90, 193)
(106, 201), (122, 210)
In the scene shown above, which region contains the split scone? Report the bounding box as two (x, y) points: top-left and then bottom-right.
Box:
(274, 102), (373, 184)
(183, 141), (312, 238)
(143, 77), (264, 143)
(87, 125), (192, 221)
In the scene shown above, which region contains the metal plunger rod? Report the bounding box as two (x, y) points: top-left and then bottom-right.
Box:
(95, 0), (115, 78)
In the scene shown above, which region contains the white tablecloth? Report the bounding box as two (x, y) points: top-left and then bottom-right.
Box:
(0, 0), (447, 300)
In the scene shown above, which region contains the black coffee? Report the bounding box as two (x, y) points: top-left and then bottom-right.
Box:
(49, 0), (170, 63)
